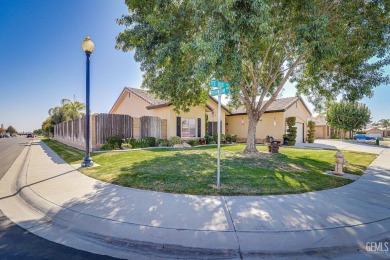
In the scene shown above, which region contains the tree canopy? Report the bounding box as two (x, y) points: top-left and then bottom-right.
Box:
(33, 129), (44, 136)
(6, 125), (17, 134)
(117, 0), (389, 152)
(379, 119), (390, 129)
(326, 101), (371, 132)
(42, 97), (85, 136)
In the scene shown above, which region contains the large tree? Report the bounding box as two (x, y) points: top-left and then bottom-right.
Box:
(117, 0), (389, 153)
(6, 125), (17, 135)
(60, 97), (86, 120)
(43, 97), (86, 136)
(379, 119), (390, 129)
(326, 101), (371, 134)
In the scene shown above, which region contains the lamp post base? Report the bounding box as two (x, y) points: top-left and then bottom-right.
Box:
(81, 157), (94, 167)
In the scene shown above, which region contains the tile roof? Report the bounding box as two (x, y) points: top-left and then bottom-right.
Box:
(230, 96), (300, 114)
(126, 87), (169, 107)
(308, 116), (328, 126)
(126, 87), (230, 112)
(364, 126), (388, 131)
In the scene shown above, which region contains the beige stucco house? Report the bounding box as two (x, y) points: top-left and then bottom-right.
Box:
(307, 116), (356, 139)
(364, 126), (389, 137)
(110, 87), (312, 143)
(109, 87), (230, 140)
(226, 97), (312, 143)
(307, 116), (331, 139)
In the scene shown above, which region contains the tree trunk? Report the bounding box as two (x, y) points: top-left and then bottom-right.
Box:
(244, 113), (259, 154)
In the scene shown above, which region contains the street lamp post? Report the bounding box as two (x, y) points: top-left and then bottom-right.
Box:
(81, 36), (94, 167)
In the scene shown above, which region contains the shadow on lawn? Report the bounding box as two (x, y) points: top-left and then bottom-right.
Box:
(113, 151), (350, 196)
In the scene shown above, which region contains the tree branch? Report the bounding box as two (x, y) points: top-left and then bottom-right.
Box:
(259, 52), (307, 114)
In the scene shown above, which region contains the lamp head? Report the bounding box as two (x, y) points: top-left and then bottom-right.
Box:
(82, 36), (94, 53)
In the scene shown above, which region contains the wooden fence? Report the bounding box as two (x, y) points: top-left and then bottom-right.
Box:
(95, 114), (133, 145)
(54, 114), (166, 151)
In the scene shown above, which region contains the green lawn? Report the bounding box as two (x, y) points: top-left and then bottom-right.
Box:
(42, 139), (377, 196)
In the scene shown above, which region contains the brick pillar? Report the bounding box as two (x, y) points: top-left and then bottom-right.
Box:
(133, 117), (140, 139)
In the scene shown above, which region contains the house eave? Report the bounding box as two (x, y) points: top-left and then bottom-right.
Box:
(227, 110), (286, 116)
(146, 103), (172, 110)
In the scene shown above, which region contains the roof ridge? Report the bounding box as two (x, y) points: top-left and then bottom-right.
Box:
(125, 87), (163, 105)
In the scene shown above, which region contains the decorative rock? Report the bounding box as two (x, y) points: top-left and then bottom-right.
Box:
(182, 142), (191, 148)
(173, 144), (184, 148)
(334, 151), (348, 176)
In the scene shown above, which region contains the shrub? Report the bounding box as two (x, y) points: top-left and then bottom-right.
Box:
(331, 133), (340, 139)
(212, 134), (226, 143)
(168, 136), (181, 146)
(199, 138), (206, 145)
(226, 134), (232, 143)
(356, 131), (366, 134)
(230, 134), (237, 142)
(122, 143), (132, 149)
(107, 136), (123, 147)
(158, 139), (169, 147)
(125, 138), (149, 148)
(210, 141), (216, 144)
(204, 135), (213, 144)
(286, 117), (297, 146)
(100, 143), (112, 150)
(144, 137), (156, 147)
(187, 139), (200, 146)
(125, 138), (135, 144)
(134, 139), (150, 148)
(307, 120), (316, 143)
(100, 136), (124, 150)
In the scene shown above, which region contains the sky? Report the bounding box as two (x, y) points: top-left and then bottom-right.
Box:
(0, 0), (389, 132)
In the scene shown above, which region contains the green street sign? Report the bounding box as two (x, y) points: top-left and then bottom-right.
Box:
(210, 79), (229, 89)
(210, 89), (219, 96)
(210, 86), (230, 96)
(222, 86), (230, 94)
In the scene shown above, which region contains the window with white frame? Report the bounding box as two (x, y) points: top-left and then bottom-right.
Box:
(182, 119), (196, 138)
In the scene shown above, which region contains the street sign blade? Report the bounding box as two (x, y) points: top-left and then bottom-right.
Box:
(209, 79), (229, 89)
(222, 86), (230, 94)
(210, 89), (219, 96)
(209, 79), (218, 88)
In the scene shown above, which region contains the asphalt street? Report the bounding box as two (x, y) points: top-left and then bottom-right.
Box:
(0, 137), (116, 259)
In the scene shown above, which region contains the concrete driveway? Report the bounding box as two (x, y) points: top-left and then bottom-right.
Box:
(295, 139), (387, 154)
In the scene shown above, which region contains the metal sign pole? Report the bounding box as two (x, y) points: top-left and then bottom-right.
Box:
(217, 88), (221, 189)
(209, 79), (229, 190)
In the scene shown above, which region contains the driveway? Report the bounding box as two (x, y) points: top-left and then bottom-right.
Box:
(295, 139), (387, 154)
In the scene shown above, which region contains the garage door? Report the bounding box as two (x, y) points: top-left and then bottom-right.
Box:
(295, 123), (304, 144)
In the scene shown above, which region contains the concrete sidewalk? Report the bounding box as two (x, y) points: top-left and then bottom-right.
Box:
(0, 140), (389, 259)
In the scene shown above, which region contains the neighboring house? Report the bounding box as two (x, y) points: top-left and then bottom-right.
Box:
(364, 126), (389, 137)
(307, 116), (331, 139)
(109, 87), (230, 140)
(226, 97), (312, 143)
(307, 116), (356, 139)
(110, 87), (313, 143)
